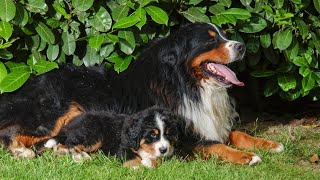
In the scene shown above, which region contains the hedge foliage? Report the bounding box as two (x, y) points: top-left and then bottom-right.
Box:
(0, 0), (320, 101)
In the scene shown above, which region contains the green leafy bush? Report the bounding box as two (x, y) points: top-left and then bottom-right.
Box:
(0, 0), (319, 101)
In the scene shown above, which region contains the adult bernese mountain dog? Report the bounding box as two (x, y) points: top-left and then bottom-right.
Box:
(0, 23), (284, 166)
(43, 106), (180, 168)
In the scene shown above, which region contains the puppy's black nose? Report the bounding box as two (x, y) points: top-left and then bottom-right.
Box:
(159, 147), (167, 154)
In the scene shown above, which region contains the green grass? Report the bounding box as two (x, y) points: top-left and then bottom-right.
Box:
(1, 123), (319, 180)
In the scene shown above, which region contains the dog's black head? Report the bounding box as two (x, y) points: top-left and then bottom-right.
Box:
(123, 107), (180, 158)
(162, 23), (246, 87)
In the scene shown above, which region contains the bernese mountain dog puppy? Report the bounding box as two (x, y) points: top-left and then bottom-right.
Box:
(0, 23), (283, 165)
(43, 106), (180, 168)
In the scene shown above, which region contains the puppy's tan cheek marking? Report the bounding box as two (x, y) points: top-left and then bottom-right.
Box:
(139, 138), (156, 155)
(153, 129), (159, 135)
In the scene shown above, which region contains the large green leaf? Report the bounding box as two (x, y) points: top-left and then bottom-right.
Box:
(260, 34), (271, 48)
(114, 55), (132, 73)
(277, 74), (296, 91)
(118, 30), (136, 54)
(0, 49), (12, 59)
(145, 6), (169, 25)
(0, 61), (7, 82)
(111, 5), (129, 22)
(209, 3), (225, 14)
(311, 32), (320, 55)
(0, 68), (31, 93)
(219, 0), (232, 7)
(302, 73), (315, 91)
(46, 44), (59, 61)
(240, 0), (252, 6)
(313, 0), (320, 14)
(62, 32), (76, 55)
(14, 3), (29, 27)
(274, 0), (284, 8)
(239, 17), (267, 33)
(31, 60), (58, 75)
(5, 62), (28, 72)
(107, 52), (122, 64)
(299, 67), (311, 77)
(72, 0), (93, 11)
(188, 0), (202, 5)
(113, 16), (140, 29)
(52, 3), (70, 19)
(134, 8), (147, 30)
(182, 7), (210, 23)
(211, 14), (236, 26)
(88, 7), (112, 32)
(220, 8), (251, 20)
(138, 0), (157, 7)
(246, 37), (260, 54)
(26, 0), (48, 14)
(264, 79), (279, 97)
(296, 19), (309, 39)
(119, 39), (135, 55)
(100, 44), (114, 58)
(83, 46), (102, 67)
(284, 38), (299, 60)
(292, 56), (309, 67)
(118, 31), (135, 48)
(0, 21), (12, 41)
(0, 0), (16, 22)
(88, 34), (104, 50)
(272, 29), (292, 50)
(35, 22), (55, 44)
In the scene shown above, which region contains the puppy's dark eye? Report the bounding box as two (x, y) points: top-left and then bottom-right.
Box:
(150, 133), (157, 139)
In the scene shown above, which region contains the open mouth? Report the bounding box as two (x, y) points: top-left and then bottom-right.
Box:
(201, 61), (244, 86)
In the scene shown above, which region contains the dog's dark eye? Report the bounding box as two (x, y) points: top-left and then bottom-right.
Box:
(208, 38), (217, 43)
(150, 132), (157, 139)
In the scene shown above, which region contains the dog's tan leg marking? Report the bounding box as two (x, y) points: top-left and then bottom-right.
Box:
(50, 102), (84, 137)
(194, 143), (261, 165)
(228, 131), (284, 153)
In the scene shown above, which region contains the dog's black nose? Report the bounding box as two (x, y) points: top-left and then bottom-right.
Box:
(159, 147), (167, 154)
(235, 43), (245, 52)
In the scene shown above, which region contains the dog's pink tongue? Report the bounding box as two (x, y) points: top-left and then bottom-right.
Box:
(209, 63), (244, 86)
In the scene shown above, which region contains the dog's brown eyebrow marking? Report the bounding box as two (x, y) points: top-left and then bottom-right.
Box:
(153, 128), (159, 135)
(208, 30), (217, 37)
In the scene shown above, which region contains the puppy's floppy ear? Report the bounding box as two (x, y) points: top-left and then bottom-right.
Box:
(126, 119), (143, 151)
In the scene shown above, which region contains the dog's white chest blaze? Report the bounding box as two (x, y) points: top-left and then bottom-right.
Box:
(179, 80), (238, 142)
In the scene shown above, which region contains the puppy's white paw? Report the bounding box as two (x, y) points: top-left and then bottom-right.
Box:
(44, 139), (57, 149)
(141, 158), (152, 168)
(71, 151), (91, 163)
